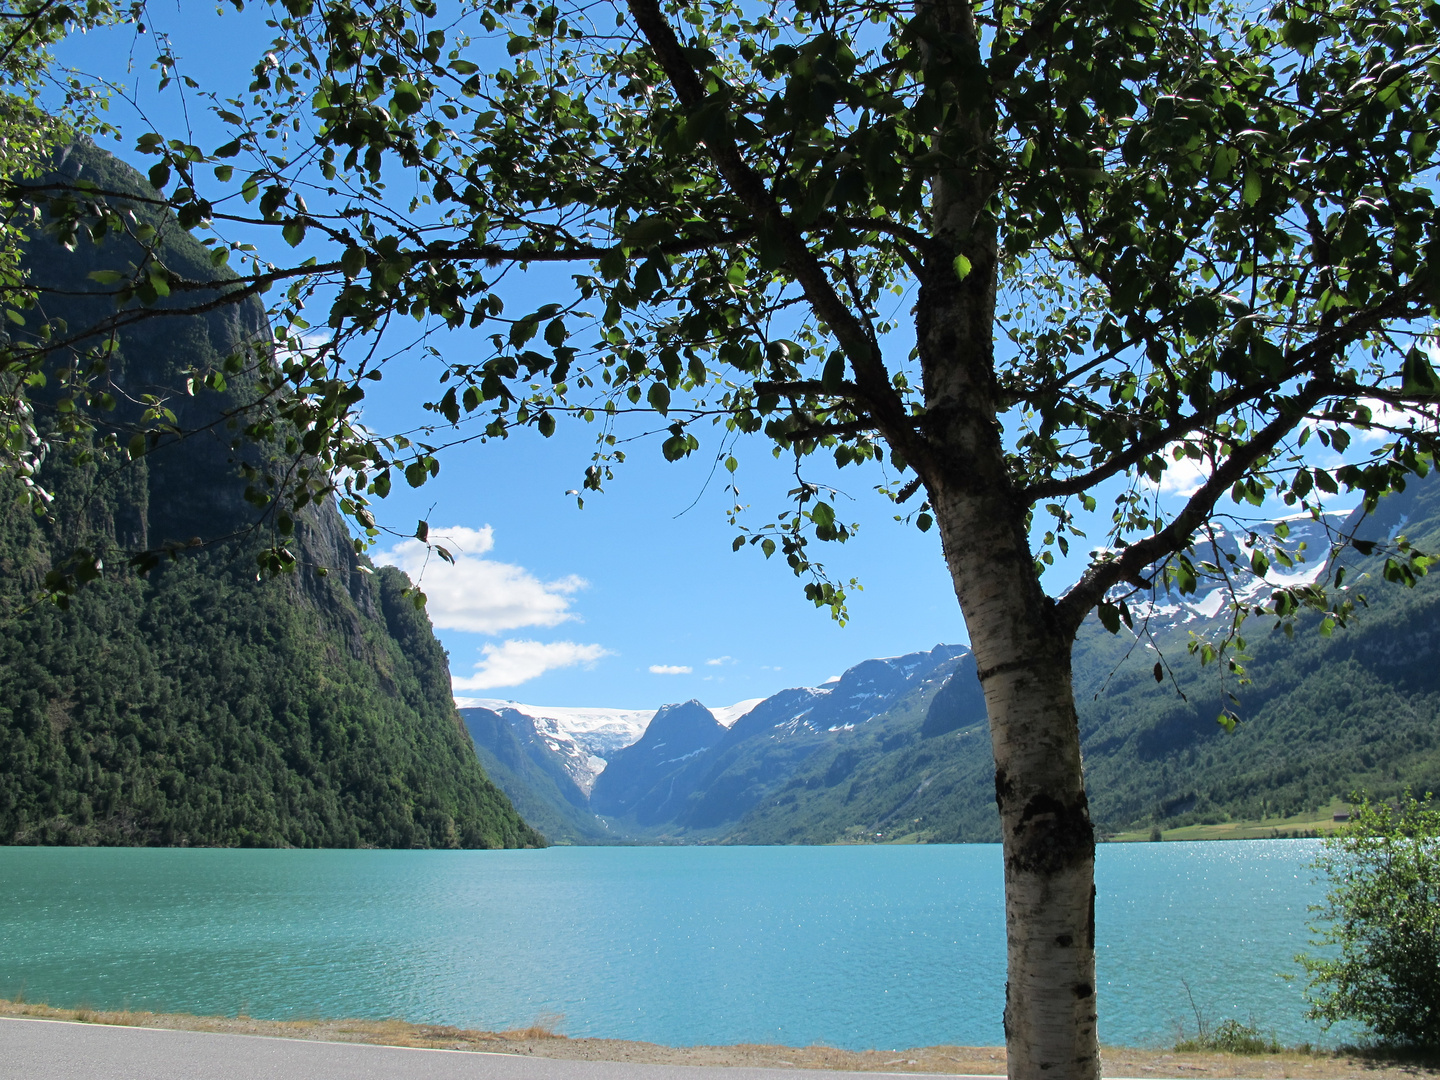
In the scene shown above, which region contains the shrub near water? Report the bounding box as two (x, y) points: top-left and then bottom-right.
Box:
(1298, 793), (1440, 1049)
(1174, 1018), (1282, 1055)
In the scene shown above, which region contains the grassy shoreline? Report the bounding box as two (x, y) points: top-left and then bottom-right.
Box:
(1107, 798), (1355, 843)
(1, 997), (1434, 1077)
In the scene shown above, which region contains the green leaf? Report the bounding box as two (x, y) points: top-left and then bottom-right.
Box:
(1243, 172), (1262, 207)
(341, 246), (367, 278)
(953, 255), (973, 281)
(622, 216), (673, 250)
(392, 84), (424, 116)
(1401, 348), (1440, 395)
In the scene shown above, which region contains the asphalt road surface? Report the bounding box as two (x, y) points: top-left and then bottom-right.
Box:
(0, 1018), (999, 1080)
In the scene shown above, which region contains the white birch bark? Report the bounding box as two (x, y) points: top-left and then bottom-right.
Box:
(912, 177), (1099, 1072)
(928, 481), (1099, 1080)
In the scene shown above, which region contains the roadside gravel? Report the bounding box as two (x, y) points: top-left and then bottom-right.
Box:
(0, 999), (1430, 1078)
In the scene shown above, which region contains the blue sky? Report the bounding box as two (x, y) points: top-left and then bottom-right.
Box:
(48, 4), (1372, 710)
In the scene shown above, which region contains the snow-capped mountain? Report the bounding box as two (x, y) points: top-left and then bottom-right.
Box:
(711, 698), (766, 727)
(462, 697), (765, 794)
(582, 645), (973, 829)
(1114, 510), (1347, 635)
(461, 702), (652, 794)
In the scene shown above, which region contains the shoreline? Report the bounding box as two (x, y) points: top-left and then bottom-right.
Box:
(0, 998), (1431, 1077)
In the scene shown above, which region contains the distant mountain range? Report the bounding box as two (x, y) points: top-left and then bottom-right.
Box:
(464, 475), (1440, 845)
(462, 644), (992, 843)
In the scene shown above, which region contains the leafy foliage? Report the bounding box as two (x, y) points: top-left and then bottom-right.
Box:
(1299, 793), (1440, 1049)
(0, 0), (1431, 623)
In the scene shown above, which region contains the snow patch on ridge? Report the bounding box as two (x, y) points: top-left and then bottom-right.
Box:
(711, 698), (765, 728)
(466, 701), (656, 759)
(457, 696), (773, 791)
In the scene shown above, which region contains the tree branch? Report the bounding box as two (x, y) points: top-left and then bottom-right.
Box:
(623, 0), (927, 468)
(1054, 376), (1334, 635)
(1024, 280), (1430, 501)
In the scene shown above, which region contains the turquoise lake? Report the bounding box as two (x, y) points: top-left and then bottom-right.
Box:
(0, 841), (1336, 1050)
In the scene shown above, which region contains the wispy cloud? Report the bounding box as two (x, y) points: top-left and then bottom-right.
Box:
(705, 656), (733, 666)
(649, 664), (693, 675)
(452, 640), (611, 690)
(377, 525), (587, 634)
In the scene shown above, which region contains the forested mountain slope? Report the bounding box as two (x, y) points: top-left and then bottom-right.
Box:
(462, 707), (617, 844)
(465, 478), (1440, 844)
(0, 140), (543, 849)
(1075, 480), (1440, 832)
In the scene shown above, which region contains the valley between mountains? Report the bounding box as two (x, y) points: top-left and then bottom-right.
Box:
(462, 478), (1440, 846)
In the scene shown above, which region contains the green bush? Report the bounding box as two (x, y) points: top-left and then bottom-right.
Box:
(1175, 1017), (1281, 1055)
(1298, 793), (1440, 1048)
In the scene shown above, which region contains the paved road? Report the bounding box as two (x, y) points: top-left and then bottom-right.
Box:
(0, 1018), (998, 1080)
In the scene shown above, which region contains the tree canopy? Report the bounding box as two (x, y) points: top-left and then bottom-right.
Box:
(3, 0), (1435, 605)
(3, 0), (1439, 1073)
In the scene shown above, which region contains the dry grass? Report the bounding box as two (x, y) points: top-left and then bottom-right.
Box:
(1, 997), (1437, 1076)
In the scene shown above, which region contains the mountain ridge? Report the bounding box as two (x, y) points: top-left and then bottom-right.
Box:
(462, 476), (1440, 845)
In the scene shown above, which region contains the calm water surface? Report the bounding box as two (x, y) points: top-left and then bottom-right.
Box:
(0, 842), (1330, 1049)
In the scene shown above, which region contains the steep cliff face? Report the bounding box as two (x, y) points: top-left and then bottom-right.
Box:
(0, 141), (544, 849)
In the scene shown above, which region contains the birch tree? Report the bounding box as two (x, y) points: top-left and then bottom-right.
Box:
(5, 0), (1440, 1074)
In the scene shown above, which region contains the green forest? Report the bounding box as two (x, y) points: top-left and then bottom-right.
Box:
(1075, 483), (1440, 833)
(0, 140), (543, 849)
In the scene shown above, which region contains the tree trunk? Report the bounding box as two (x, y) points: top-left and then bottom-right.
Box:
(928, 476), (1099, 1080)
(928, 480), (1098, 1079)
(914, 238), (1099, 1076)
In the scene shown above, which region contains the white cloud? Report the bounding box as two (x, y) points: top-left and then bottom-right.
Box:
(705, 656), (733, 666)
(452, 640), (611, 690)
(377, 526), (587, 634)
(1155, 454), (1211, 497)
(649, 664), (693, 675)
